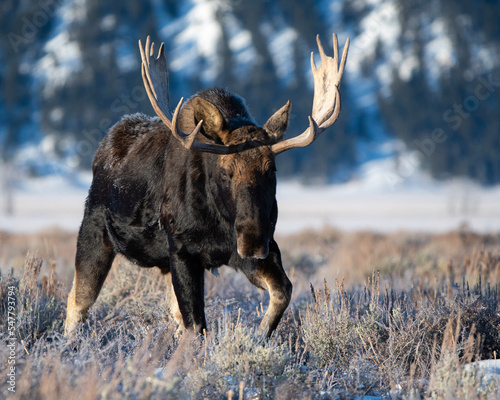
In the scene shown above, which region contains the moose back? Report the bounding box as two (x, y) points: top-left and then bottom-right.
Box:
(64, 34), (349, 337)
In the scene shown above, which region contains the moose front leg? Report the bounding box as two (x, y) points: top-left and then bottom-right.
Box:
(169, 252), (207, 335)
(163, 271), (183, 324)
(242, 240), (292, 337)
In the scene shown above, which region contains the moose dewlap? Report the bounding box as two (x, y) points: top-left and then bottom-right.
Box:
(65, 33), (349, 338)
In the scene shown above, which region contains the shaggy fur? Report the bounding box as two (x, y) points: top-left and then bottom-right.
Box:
(65, 88), (293, 337)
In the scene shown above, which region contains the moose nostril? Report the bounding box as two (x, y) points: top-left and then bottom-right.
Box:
(237, 235), (269, 259)
(237, 246), (268, 260)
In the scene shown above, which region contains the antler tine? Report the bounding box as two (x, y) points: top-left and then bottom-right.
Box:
(316, 35), (325, 61)
(139, 37), (169, 123)
(140, 36), (207, 149)
(271, 34), (349, 155)
(141, 37), (204, 148)
(316, 34), (348, 127)
(332, 33), (338, 71)
(336, 36), (349, 87)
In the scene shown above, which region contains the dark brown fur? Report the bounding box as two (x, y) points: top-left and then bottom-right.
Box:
(65, 88), (293, 337)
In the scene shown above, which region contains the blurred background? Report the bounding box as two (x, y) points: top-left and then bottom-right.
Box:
(0, 0), (499, 234)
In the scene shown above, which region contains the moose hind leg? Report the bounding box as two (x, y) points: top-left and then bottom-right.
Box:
(65, 213), (115, 336)
(243, 240), (292, 337)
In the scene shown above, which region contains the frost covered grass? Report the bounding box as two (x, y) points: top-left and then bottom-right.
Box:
(0, 228), (499, 399)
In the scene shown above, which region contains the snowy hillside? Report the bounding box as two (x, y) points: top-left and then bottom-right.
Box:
(2, 0), (500, 184)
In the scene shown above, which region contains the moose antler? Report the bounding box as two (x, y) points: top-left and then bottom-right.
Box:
(140, 37), (263, 154)
(270, 34), (349, 155)
(139, 34), (348, 155)
(139, 36), (204, 149)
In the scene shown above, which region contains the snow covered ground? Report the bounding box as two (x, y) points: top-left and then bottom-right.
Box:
(1, 163), (499, 235)
(0, 173), (92, 234)
(277, 178), (500, 234)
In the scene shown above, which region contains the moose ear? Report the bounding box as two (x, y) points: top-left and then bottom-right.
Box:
(263, 100), (292, 143)
(192, 97), (228, 143)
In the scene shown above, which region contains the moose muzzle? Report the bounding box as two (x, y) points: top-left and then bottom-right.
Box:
(234, 184), (273, 260)
(236, 231), (270, 259)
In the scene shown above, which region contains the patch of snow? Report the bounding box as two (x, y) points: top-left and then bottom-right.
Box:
(423, 18), (456, 89)
(9, 135), (84, 179)
(49, 107), (64, 122)
(0, 168), (91, 233)
(223, 13), (257, 77)
(276, 158), (500, 234)
(349, 0), (400, 79)
(39, 134), (59, 158)
(276, 181), (500, 235)
(228, 29), (251, 53)
(398, 52), (419, 81)
(464, 359), (500, 374)
(466, 43), (499, 81)
(267, 28), (298, 85)
(150, 0), (174, 36)
(1, 158), (500, 236)
(116, 41), (138, 73)
(101, 14), (117, 31)
(329, 0), (400, 164)
(36, 6), (83, 98)
(463, 359), (500, 392)
(168, 0), (224, 83)
(58, 0), (86, 26)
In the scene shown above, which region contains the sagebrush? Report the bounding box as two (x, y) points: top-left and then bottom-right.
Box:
(1, 228), (499, 399)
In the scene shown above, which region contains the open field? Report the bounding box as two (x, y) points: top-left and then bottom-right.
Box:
(2, 177), (500, 235)
(1, 227), (499, 399)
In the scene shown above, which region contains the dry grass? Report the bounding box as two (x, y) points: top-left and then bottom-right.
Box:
(1, 227), (499, 399)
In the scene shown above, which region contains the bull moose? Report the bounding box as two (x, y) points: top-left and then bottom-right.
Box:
(64, 33), (349, 338)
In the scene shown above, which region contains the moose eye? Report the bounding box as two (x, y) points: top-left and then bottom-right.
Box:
(221, 170), (230, 181)
(267, 165), (277, 177)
